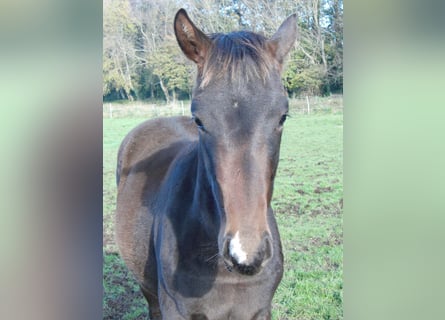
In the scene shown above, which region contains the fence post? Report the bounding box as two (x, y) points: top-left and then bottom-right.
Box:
(109, 103), (113, 118)
(306, 96), (310, 114)
(181, 101), (184, 115)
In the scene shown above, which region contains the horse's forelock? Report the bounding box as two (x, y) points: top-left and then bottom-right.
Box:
(199, 31), (276, 88)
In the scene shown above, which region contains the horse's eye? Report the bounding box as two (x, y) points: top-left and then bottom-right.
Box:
(193, 116), (204, 129)
(279, 114), (289, 126)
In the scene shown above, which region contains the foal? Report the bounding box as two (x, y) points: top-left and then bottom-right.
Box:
(115, 9), (297, 320)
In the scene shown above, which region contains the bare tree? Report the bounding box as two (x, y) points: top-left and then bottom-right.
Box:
(103, 0), (138, 100)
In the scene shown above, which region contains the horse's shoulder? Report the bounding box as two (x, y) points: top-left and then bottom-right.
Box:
(125, 116), (196, 144)
(117, 116), (197, 185)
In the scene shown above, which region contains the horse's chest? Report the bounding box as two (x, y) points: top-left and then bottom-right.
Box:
(159, 268), (276, 319)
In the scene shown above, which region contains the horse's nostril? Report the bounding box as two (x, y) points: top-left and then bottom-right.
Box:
(263, 234), (273, 261)
(222, 236), (232, 261)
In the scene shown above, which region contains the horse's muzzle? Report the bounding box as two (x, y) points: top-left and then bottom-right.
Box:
(222, 233), (273, 275)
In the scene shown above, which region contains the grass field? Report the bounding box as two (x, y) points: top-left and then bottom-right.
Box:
(103, 100), (343, 319)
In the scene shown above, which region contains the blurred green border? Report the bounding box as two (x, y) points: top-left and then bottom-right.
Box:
(345, 1), (445, 319)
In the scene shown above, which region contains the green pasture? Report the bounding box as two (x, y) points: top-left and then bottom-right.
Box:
(103, 101), (343, 319)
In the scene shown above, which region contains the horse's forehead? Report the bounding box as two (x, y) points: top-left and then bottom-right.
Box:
(198, 95), (272, 120)
(195, 78), (283, 110)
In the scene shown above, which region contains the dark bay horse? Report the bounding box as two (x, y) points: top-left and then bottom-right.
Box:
(115, 9), (297, 320)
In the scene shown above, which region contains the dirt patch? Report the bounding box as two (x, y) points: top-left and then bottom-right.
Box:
(310, 204), (342, 216)
(308, 233), (343, 248)
(275, 202), (303, 215)
(104, 294), (147, 320)
(276, 201), (342, 217)
(314, 186), (333, 193)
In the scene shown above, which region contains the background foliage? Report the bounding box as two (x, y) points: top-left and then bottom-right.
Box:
(103, 0), (343, 101)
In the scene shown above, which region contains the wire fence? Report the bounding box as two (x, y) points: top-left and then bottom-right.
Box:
(103, 95), (343, 119)
(289, 94), (343, 115)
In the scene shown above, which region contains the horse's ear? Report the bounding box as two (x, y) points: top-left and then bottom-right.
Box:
(268, 13), (298, 66)
(174, 9), (211, 67)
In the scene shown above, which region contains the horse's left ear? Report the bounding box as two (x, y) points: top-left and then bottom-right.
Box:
(174, 9), (211, 68)
(268, 13), (298, 65)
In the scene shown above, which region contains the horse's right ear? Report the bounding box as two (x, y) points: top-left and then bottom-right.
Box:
(174, 9), (211, 67)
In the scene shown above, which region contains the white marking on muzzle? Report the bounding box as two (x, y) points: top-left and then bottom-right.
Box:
(229, 231), (247, 264)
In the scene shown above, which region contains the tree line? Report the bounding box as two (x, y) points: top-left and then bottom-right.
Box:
(103, 0), (343, 102)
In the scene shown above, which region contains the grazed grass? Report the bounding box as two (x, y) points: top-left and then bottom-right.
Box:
(103, 104), (343, 319)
